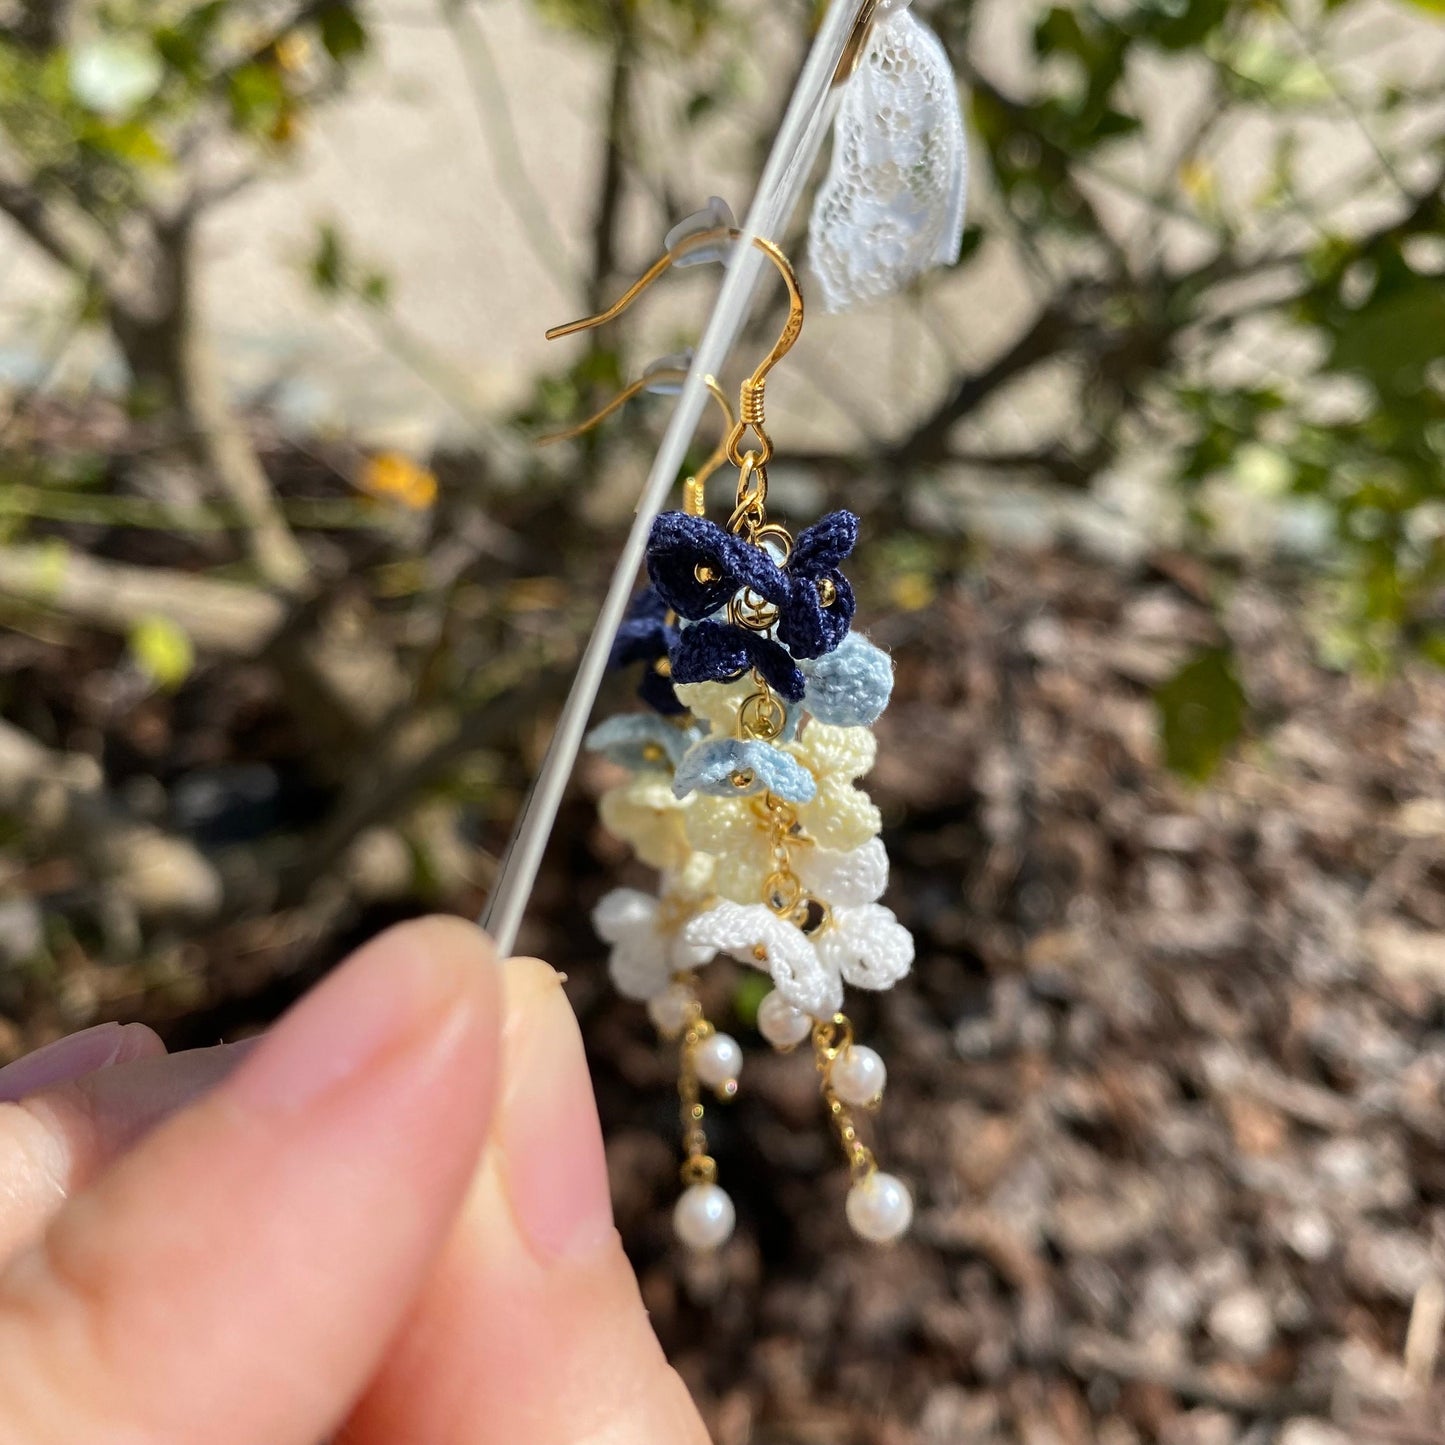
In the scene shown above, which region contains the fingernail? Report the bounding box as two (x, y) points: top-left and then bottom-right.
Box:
(228, 918), (486, 1114)
(497, 959), (615, 1263)
(0, 1022), (136, 1102)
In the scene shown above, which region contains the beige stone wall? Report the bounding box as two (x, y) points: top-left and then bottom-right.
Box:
(1, 0), (1441, 535)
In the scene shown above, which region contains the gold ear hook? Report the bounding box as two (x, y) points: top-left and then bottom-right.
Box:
(546, 226), (803, 467)
(536, 367), (736, 517)
(833, 0), (882, 87)
(546, 224), (805, 535)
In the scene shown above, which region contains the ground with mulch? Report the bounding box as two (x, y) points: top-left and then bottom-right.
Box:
(573, 550), (1445, 1445)
(1, 500), (1442, 1443)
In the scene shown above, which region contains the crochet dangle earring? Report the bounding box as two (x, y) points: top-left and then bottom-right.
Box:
(546, 221), (914, 1250)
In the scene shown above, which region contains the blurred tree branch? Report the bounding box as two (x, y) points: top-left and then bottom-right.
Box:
(438, 0), (577, 291)
(0, 544), (286, 653)
(0, 0), (375, 591)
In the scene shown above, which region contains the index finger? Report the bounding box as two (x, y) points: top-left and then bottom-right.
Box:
(0, 1041), (252, 1265)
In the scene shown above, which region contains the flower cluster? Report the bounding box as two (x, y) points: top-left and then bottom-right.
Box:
(588, 501), (915, 1250)
(609, 509), (861, 709)
(587, 522), (911, 1021)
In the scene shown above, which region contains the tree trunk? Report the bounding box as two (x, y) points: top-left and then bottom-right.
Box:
(13, 0), (72, 49)
(109, 214), (310, 595)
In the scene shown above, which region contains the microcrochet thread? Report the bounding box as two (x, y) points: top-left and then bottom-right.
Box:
(801, 631), (895, 726)
(585, 713), (698, 771)
(670, 618), (807, 701)
(609, 586), (685, 714)
(645, 509), (860, 694)
(672, 736), (818, 803)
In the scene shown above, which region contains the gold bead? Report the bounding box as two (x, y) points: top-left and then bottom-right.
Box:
(694, 562), (720, 584)
(729, 768), (755, 789)
(816, 576), (837, 607)
(653, 655), (672, 678)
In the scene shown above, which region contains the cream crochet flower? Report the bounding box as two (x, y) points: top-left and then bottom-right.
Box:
(683, 721), (883, 902)
(785, 722), (882, 851)
(598, 774), (692, 872)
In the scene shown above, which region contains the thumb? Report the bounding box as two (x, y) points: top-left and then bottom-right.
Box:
(347, 957), (711, 1445)
(0, 916), (502, 1445)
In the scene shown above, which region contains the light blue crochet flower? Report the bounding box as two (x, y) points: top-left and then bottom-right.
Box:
(800, 631), (894, 727)
(672, 737), (817, 802)
(585, 714), (698, 772)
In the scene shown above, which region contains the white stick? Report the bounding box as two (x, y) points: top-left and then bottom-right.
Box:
(480, 0), (869, 956)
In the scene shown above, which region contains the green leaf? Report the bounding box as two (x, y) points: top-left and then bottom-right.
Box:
(359, 270), (391, 307)
(129, 614), (194, 691)
(310, 223), (348, 295)
(1418, 629), (1445, 668)
(317, 4), (369, 63)
(82, 118), (170, 167)
(154, 1), (228, 81)
(1226, 38), (1332, 104)
(1155, 646), (1247, 783)
(1132, 0), (1231, 51)
(1327, 279), (1445, 396)
(733, 972), (772, 1029)
(228, 62), (287, 137)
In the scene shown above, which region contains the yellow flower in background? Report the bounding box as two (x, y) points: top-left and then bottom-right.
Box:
(888, 571), (935, 613)
(273, 32), (312, 73)
(1179, 158), (1220, 218)
(359, 452), (438, 511)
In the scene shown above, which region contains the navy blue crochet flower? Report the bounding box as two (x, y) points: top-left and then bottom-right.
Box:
(645, 513), (784, 619)
(609, 586), (685, 715)
(644, 510), (858, 696)
(671, 619), (807, 701)
(776, 510), (857, 659)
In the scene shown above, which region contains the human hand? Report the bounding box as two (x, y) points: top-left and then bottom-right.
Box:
(0, 917), (710, 1444)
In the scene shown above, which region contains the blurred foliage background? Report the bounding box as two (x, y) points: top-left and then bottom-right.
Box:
(1, 1), (1444, 1440)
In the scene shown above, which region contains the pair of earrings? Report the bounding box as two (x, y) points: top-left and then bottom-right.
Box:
(544, 216), (914, 1250)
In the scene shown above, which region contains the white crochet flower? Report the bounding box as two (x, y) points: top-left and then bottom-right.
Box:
(593, 879), (718, 1001)
(683, 838), (912, 1017)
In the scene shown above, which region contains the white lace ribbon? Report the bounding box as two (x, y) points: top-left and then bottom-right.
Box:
(808, 0), (967, 313)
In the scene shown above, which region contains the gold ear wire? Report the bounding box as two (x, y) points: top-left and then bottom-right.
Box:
(545, 224), (804, 480)
(535, 368), (736, 517)
(833, 0), (882, 87)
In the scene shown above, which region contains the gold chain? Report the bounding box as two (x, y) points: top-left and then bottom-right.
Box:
(814, 1014), (878, 1183)
(677, 990), (718, 1187)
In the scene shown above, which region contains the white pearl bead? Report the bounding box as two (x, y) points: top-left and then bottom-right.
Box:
(673, 1182), (736, 1250)
(694, 1031), (743, 1090)
(757, 990), (812, 1049)
(646, 982), (694, 1038)
(846, 1172), (913, 1243)
(830, 1044), (887, 1106)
